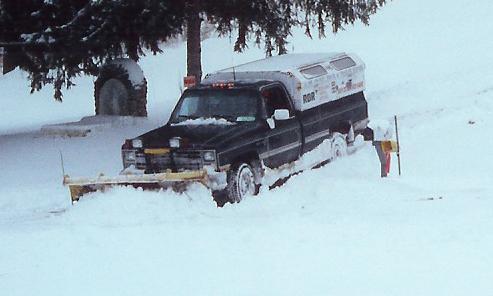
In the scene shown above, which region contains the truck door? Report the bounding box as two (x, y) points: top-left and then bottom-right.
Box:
(260, 85), (302, 168)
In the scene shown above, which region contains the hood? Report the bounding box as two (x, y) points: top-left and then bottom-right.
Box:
(138, 121), (262, 150)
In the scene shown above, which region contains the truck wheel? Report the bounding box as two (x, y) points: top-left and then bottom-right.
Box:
(226, 162), (258, 203)
(331, 132), (348, 160)
(94, 59), (147, 117)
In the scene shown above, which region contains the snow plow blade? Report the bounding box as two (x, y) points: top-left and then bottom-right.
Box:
(63, 170), (208, 204)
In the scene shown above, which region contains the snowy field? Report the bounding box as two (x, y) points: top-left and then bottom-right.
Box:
(1, 0), (493, 295)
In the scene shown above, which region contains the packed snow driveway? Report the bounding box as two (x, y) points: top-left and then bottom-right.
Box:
(1, 89), (493, 295)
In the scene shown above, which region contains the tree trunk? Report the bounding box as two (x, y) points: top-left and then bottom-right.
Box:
(186, 0), (202, 83)
(1, 49), (20, 75)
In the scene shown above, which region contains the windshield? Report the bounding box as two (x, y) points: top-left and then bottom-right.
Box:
(170, 89), (259, 123)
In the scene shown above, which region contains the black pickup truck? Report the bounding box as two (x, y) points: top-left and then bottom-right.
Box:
(121, 79), (368, 203)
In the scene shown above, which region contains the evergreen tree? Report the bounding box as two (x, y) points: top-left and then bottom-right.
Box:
(0, 0), (387, 101)
(0, 0), (185, 100)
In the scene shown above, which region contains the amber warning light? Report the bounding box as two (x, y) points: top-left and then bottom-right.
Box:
(184, 76), (196, 88)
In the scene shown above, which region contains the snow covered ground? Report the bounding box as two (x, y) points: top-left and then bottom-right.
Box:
(1, 0), (493, 295)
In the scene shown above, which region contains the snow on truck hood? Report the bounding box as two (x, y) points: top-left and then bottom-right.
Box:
(140, 120), (261, 149)
(170, 117), (236, 126)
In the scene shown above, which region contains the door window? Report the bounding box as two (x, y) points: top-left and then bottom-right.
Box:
(261, 86), (293, 118)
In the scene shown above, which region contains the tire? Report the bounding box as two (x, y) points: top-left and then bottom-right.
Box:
(94, 59), (147, 117)
(331, 132), (348, 160)
(226, 162), (259, 203)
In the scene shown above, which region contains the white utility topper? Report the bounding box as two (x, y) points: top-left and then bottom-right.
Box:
(202, 52), (366, 111)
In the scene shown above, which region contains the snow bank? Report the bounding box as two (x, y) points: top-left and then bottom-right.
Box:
(40, 115), (149, 137)
(109, 58), (146, 87)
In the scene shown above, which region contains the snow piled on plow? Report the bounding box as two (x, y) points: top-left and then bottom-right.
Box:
(2, 0), (493, 294)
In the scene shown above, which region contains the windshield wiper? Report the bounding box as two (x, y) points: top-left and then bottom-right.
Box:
(210, 114), (236, 122)
(170, 115), (198, 124)
(178, 115), (200, 120)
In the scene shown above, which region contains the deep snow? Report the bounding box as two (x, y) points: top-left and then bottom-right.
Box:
(1, 0), (493, 295)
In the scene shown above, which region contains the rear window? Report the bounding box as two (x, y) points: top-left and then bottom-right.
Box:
(330, 57), (356, 71)
(300, 65), (327, 79)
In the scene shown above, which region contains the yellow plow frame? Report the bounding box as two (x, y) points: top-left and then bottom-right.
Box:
(63, 170), (208, 204)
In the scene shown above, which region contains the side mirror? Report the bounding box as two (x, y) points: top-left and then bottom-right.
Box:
(274, 109), (290, 121)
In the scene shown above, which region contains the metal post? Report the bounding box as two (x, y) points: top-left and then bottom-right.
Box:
(59, 150), (66, 177)
(394, 115), (402, 176)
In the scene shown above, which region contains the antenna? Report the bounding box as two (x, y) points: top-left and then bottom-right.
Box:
(229, 33), (236, 81)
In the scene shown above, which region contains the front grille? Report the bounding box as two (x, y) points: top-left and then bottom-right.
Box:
(135, 152), (147, 169)
(147, 150), (204, 173)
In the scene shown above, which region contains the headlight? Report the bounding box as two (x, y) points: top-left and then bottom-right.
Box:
(203, 151), (216, 162)
(132, 139), (143, 148)
(124, 151), (136, 161)
(169, 137), (181, 148)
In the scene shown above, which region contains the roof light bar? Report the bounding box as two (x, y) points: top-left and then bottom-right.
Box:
(212, 82), (235, 89)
